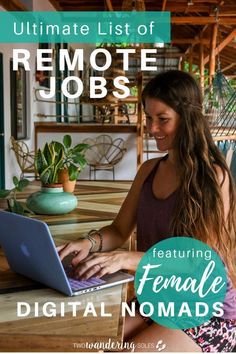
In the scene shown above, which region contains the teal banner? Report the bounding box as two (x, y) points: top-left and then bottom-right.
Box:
(0, 11), (170, 43)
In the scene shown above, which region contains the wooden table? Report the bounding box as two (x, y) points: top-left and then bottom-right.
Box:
(0, 180), (132, 352)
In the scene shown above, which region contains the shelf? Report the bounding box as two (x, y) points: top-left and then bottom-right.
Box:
(34, 122), (138, 151)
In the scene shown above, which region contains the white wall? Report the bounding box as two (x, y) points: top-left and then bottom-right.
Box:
(37, 132), (137, 180)
(0, 42), (37, 186)
(0, 0), (56, 187)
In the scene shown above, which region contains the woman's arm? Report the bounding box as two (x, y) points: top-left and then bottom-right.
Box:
(58, 158), (159, 266)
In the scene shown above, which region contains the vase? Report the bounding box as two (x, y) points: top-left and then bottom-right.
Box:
(58, 168), (76, 193)
(26, 185), (78, 215)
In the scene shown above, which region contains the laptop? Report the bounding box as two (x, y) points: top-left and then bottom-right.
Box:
(0, 211), (133, 296)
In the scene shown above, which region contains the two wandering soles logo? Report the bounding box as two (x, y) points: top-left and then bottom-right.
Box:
(72, 339), (166, 352)
(135, 237), (227, 330)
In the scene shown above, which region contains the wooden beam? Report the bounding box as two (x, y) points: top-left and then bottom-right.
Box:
(151, 53), (185, 58)
(224, 75), (236, 79)
(203, 28), (236, 65)
(221, 63), (236, 72)
(214, 28), (236, 52)
(210, 5), (236, 16)
(48, 0), (62, 10)
(59, 0), (104, 3)
(166, 4), (211, 12)
(162, 0), (167, 11)
(105, 0), (114, 11)
(228, 43), (236, 49)
(180, 56), (185, 71)
(172, 38), (209, 44)
(59, 6), (104, 11)
(172, 17), (236, 25)
(184, 0), (218, 2)
(185, 25), (208, 55)
(199, 35), (205, 92)
(209, 23), (218, 85)
(130, 52), (185, 59)
(0, 0), (27, 11)
(189, 46), (193, 74)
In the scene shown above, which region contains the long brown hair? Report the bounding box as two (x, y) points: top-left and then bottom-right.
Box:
(142, 70), (236, 286)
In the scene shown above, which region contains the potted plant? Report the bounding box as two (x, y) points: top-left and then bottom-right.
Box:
(34, 142), (64, 186)
(0, 176), (30, 215)
(26, 141), (78, 215)
(55, 135), (89, 193)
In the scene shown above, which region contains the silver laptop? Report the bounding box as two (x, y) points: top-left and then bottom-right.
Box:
(0, 211), (133, 296)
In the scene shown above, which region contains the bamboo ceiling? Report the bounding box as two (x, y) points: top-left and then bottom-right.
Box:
(54, 0), (236, 76)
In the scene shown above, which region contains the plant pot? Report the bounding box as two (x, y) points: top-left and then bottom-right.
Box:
(26, 185), (78, 215)
(58, 168), (76, 193)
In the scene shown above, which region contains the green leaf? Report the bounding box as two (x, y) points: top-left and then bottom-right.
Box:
(23, 205), (34, 214)
(0, 189), (11, 198)
(40, 167), (52, 185)
(43, 143), (53, 165)
(47, 166), (55, 185)
(72, 155), (87, 168)
(53, 141), (64, 154)
(17, 179), (30, 192)
(68, 164), (79, 181)
(35, 149), (48, 175)
(63, 135), (72, 149)
(10, 199), (25, 215)
(13, 176), (19, 187)
(8, 198), (15, 211)
(52, 148), (64, 183)
(73, 143), (89, 153)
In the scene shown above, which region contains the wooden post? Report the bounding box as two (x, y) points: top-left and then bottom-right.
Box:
(180, 56), (185, 71)
(105, 0), (113, 11)
(209, 23), (217, 85)
(203, 28), (236, 66)
(199, 38), (205, 92)
(189, 46), (193, 74)
(162, 0), (167, 11)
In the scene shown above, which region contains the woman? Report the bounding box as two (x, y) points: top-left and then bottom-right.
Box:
(58, 70), (236, 352)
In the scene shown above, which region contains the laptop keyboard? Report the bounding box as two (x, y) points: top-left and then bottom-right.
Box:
(68, 277), (106, 291)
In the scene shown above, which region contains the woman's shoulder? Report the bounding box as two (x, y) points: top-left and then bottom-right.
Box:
(134, 157), (162, 186)
(140, 157), (162, 174)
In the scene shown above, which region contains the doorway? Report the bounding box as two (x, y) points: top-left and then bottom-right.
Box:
(0, 53), (5, 189)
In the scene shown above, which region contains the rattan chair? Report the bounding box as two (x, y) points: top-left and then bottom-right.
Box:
(83, 135), (126, 180)
(10, 136), (35, 179)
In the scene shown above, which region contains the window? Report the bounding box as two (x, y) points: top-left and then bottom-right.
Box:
(10, 60), (28, 140)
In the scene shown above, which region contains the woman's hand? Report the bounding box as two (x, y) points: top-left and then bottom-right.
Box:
(73, 251), (144, 280)
(73, 251), (127, 280)
(57, 239), (91, 266)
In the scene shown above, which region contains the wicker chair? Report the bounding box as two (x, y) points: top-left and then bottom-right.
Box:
(83, 135), (126, 180)
(10, 136), (35, 179)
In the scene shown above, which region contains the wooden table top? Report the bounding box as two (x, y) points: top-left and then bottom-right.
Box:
(0, 180), (132, 352)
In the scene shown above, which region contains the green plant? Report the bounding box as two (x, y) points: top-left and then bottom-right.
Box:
(35, 142), (64, 185)
(0, 176), (30, 214)
(54, 135), (89, 181)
